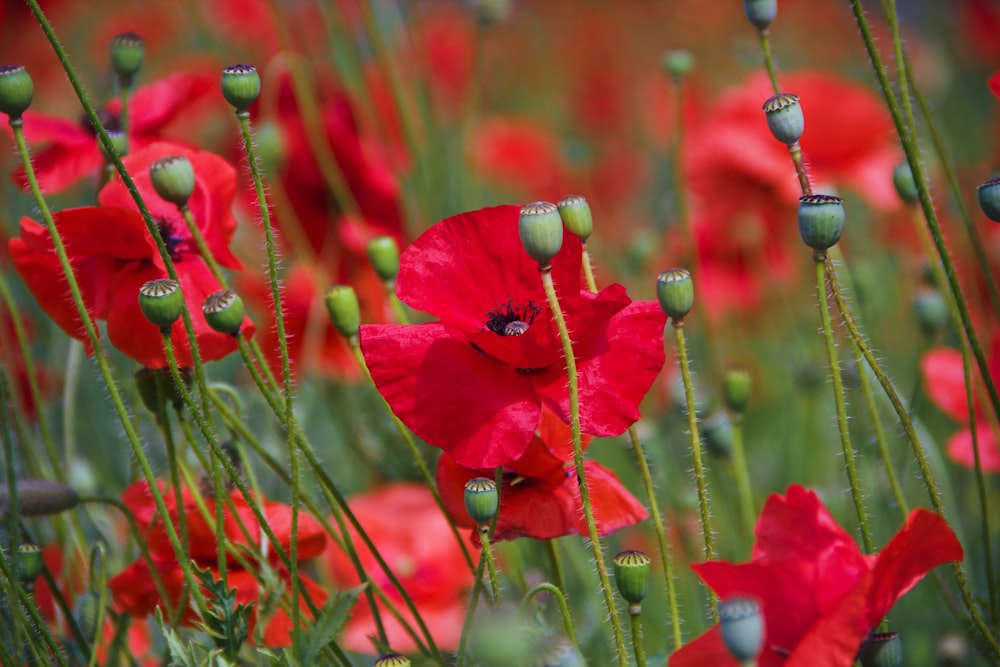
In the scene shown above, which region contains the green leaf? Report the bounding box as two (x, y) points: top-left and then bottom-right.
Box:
(293, 584), (366, 663)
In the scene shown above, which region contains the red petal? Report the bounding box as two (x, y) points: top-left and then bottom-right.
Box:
(20, 143), (105, 193)
(124, 71), (217, 134)
(258, 574), (329, 648)
(575, 460), (648, 537)
(920, 348), (972, 421)
(946, 425), (1000, 472)
(785, 574), (873, 667)
(990, 71), (1000, 99)
(668, 625), (741, 667)
(18, 111), (91, 146)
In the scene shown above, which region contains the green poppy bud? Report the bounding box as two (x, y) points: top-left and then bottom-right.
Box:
(762, 93), (803, 145)
(723, 368), (752, 414)
(702, 411), (734, 460)
(221, 64), (261, 113)
(859, 632), (903, 667)
(660, 49), (695, 78)
(98, 129), (128, 161)
(977, 177), (1000, 223)
(367, 235), (401, 284)
(0, 480), (80, 517)
(519, 201), (564, 267)
(75, 590), (103, 644)
(744, 0), (777, 30)
(557, 194), (593, 242)
(109, 33), (145, 83)
(134, 366), (192, 413)
(656, 268), (694, 322)
(16, 543), (44, 587)
(324, 284), (361, 339)
(719, 598), (765, 662)
(202, 289), (245, 336)
(913, 288), (948, 338)
(797, 194), (845, 252)
(0, 65), (34, 119)
(613, 550), (651, 609)
(138, 278), (184, 331)
(149, 155), (195, 208)
(374, 655), (411, 667)
(892, 160), (918, 205)
(531, 635), (584, 667)
(464, 477), (499, 528)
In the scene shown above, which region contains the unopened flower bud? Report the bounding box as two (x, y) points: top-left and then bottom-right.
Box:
(719, 598), (765, 662)
(202, 289), (245, 335)
(519, 201), (563, 267)
(221, 64), (261, 113)
(913, 288), (948, 338)
(723, 368), (752, 414)
(0, 480), (80, 517)
(0, 65), (34, 119)
(464, 477), (499, 528)
(656, 268), (694, 322)
(702, 411), (734, 460)
(762, 93), (803, 145)
(16, 543), (43, 587)
(75, 590), (103, 644)
(892, 160), (918, 205)
(138, 278), (184, 331)
(613, 550), (651, 608)
(135, 366), (192, 413)
(374, 655), (411, 667)
(744, 0), (777, 30)
(109, 33), (144, 83)
(660, 49), (695, 78)
(368, 236), (401, 284)
(977, 177), (1000, 223)
(324, 285), (361, 339)
(797, 194), (845, 252)
(531, 635), (584, 667)
(150, 155), (195, 208)
(859, 632), (903, 667)
(557, 194), (593, 242)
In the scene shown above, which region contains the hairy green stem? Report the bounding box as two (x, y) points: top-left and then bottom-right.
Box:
(480, 527), (502, 607)
(520, 583), (579, 648)
(729, 415), (757, 540)
(629, 610), (648, 667)
(758, 30), (781, 94)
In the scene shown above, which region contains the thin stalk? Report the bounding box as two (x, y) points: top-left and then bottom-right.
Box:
(388, 290), (410, 325)
(545, 539), (566, 595)
(629, 610), (648, 667)
(758, 30), (781, 94)
(520, 583), (579, 648)
(63, 340), (82, 469)
(788, 142), (812, 196)
(729, 414), (757, 539)
(180, 207), (227, 286)
(118, 81), (131, 141)
(581, 246), (598, 295)
(0, 370), (22, 657)
(669, 72), (694, 265)
(480, 527), (502, 607)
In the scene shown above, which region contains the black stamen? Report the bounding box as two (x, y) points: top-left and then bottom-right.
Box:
(156, 218), (187, 263)
(485, 298), (540, 336)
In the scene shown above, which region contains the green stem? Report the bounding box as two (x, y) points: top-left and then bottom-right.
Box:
(729, 415), (757, 540)
(118, 81), (131, 141)
(788, 143), (812, 196)
(520, 583), (579, 648)
(545, 539), (566, 594)
(758, 30), (781, 94)
(180, 207), (227, 286)
(670, 73), (693, 265)
(581, 246), (598, 294)
(629, 610), (648, 667)
(63, 340), (82, 469)
(540, 266), (628, 666)
(480, 527), (502, 607)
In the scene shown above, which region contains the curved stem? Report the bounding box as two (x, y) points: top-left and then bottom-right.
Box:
(520, 583), (579, 648)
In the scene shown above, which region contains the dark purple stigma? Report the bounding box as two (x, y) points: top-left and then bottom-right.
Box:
(156, 218), (188, 262)
(80, 109), (121, 135)
(485, 298), (540, 337)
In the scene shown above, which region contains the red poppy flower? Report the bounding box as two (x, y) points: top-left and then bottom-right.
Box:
(920, 335), (1000, 472)
(468, 120), (572, 201)
(7, 141), (253, 368)
(436, 409), (648, 541)
(323, 483), (474, 654)
(359, 204), (666, 469)
(12, 71), (215, 193)
(108, 478), (328, 648)
(669, 485), (963, 667)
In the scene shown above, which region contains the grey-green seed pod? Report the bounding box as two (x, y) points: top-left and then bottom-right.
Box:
(324, 284), (361, 339)
(557, 194), (593, 242)
(0, 65), (34, 119)
(762, 93), (803, 145)
(139, 278), (184, 330)
(977, 177), (1000, 223)
(374, 655), (411, 667)
(613, 550), (651, 607)
(16, 543), (44, 586)
(723, 368), (752, 414)
(221, 64), (261, 113)
(519, 201), (564, 266)
(797, 194), (845, 252)
(913, 288), (948, 338)
(367, 236), (401, 284)
(202, 289), (245, 336)
(719, 598), (765, 662)
(744, 0), (777, 30)
(0, 480), (80, 517)
(150, 155), (195, 208)
(134, 366), (192, 413)
(660, 49), (695, 78)
(859, 632), (903, 667)
(656, 268), (694, 322)
(109, 33), (145, 83)
(75, 591), (103, 644)
(892, 160), (918, 205)
(464, 477), (499, 528)
(531, 635), (584, 667)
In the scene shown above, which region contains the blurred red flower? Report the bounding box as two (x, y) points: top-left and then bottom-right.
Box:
(0, 306), (54, 419)
(108, 478), (328, 648)
(323, 482), (474, 654)
(669, 485), (962, 667)
(920, 335), (1000, 472)
(436, 409), (647, 541)
(360, 204), (666, 469)
(468, 119), (572, 201)
(7, 141), (253, 368)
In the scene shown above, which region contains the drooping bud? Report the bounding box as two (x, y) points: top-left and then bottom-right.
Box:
(75, 591), (103, 644)
(139, 278), (184, 331)
(16, 543), (44, 587)
(221, 64), (261, 113)
(0, 65), (34, 119)
(109, 33), (145, 84)
(557, 194), (593, 242)
(202, 289), (245, 336)
(656, 268), (694, 323)
(374, 655), (411, 667)
(613, 550), (651, 609)
(660, 49), (695, 78)
(797, 194), (845, 252)
(743, 0), (777, 31)
(135, 366), (192, 413)
(859, 632), (903, 667)
(324, 285), (361, 339)
(762, 93), (803, 145)
(150, 155), (195, 208)
(892, 160), (918, 205)
(723, 368), (752, 414)
(464, 477), (499, 528)
(0, 480), (79, 517)
(719, 598), (765, 662)
(367, 236), (401, 284)
(519, 201), (564, 267)
(913, 288), (948, 338)
(977, 177), (1000, 223)
(702, 411), (734, 460)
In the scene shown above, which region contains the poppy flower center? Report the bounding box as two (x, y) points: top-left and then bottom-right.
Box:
(484, 299), (540, 337)
(156, 218), (189, 263)
(80, 109), (121, 135)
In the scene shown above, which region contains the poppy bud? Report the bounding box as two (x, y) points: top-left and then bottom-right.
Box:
(464, 477), (499, 528)
(531, 635), (584, 667)
(744, 0), (777, 30)
(75, 590), (103, 644)
(324, 284), (361, 339)
(109, 33), (144, 83)
(977, 177), (1000, 223)
(221, 64), (261, 113)
(702, 411), (734, 460)
(913, 288), (948, 338)
(202, 289), (245, 336)
(723, 368), (752, 414)
(613, 550), (651, 609)
(0, 480), (80, 517)
(660, 49), (695, 78)
(150, 155), (195, 208)
(255, 120), (287, 173)
(16, 543), (43, 587)
(139, 278), (184, 331)
(557, 194), (593, 242)
(656, 268), (694, 322)
(135, 366), (192, 413)
(367, 236), (401, 284)
(98, 129), (128, 161)
(519, 201), (564, 267)
(859, 632), (903, 667)
(762, 93), (803, 145)
(892, 160), (918, 205)
(0, 65), (34, 119)
(797, 194), (845, 252)
(719, 598), (765, 662)
(374, 656), (411, 667)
